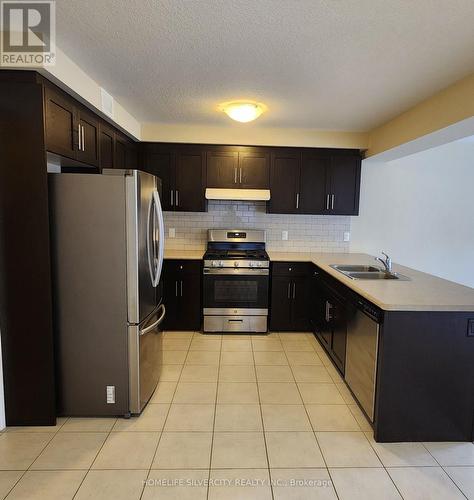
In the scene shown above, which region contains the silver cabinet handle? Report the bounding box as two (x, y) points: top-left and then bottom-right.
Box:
(81, 124), (85, 151)
(180, 280), (183, 297)
(170, 190), (174, 206)
(239, 167), (242, 184)
(331, 194), (335, 210)
(234, 167), (237, 184)
(326, 194), (330, 210)
(287, 282), (291, 299)
(325, 301), (333, 322)
(78, 125), (82, 151)
(175, 281), (178, 297)
(296, 193), (299, 209)
(292, 282), (296, 299)
(175, 190), (179, 207)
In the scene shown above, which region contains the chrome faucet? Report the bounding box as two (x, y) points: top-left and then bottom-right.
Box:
(376, 252), (392, 273)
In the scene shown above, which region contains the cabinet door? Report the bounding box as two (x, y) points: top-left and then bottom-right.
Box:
(162, 269), (179, 330)
(77, 110), (99, 167)
(268, 151), (300, 214)
(300, 155), (330, 214)
(99, 123), (115, 169)
(309, 271), (326, 333)
(290, 276), (311, 331)
(142, 149), (175, 211)
(126, 142), (138, 170)
(178, 273), (202, 330)
(44, 86), (76, 159)
(207, 151), (239, 188)
(239, 151), (269, 188)
(114, 135), (127, 170)
(175, 150), (205, 212)
(330, 294), (347, 373)
(328, 156), (361, 215)
(270, 276), (292, 330)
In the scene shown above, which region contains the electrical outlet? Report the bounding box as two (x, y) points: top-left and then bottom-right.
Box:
(282, 230), (288, 241)
(169, 228), (176, 238)
(106, 386), (115, 404)
(343, 232), (350, 242)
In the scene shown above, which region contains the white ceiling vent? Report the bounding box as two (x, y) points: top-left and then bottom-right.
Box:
(100, 87), (114, 118)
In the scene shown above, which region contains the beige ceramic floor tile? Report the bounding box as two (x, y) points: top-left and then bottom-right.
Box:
(143, 469), (209, 499)
(163, 331), (194, 339)
(0, 471), (23, 499)
(185, 350), (220, 365)
(335, 383), (357, 404)
(0, 432), (55, 470)
(92, 432), (160, 469)
(306, 405), (361, 431)
(330, 467), (402, 500)
(60, 418), (117, 432)
(217, 382), (259, 404)
(180, 365), (219, 382)
(220, 350), (254, 365)
(258, 382), (302, 404)
(152, 432), (212, 469)
(190, 337), (222, 351)
(159, 365), (183, 382)
(173, 382), (217, 404)
(6, 470), (86, 500)
(444, 466), (474, 499)
(298, 383), (345, 404)
(286, 351), (323, 365)
(255, 365), (294, 382)
(75, 469), (147, 500)
(209, 469), (272, 500)
(292, 365), (333, 383)
(211, 432), (267, 468)
(31, 432), (107, 470)
(364, 432), (437, 466)
(279, 333), (310, 341)
(214, 404), (262, 432)
(164, 404), (215, 431)
(5, 417), (67, 433)
(221, 338), (252, 351)
(150, 381), (178, 403)
(219, 365), (256, 382)
(265, 431), (325, 468)
(423, 442), (474, 466)
(162, 350), (188, 364)
(162, 338), (192, 350)
(347, 404), (372, 431)
(261, 405), (311, 431)
(271, 468), (337, 499)
(282, 340), (314, 352)
(387, 466), (466, 500)
(316, 432), (382, 467)
(251, 338), (283, 352)
(324, 363), (344, 383)
(113, 404), (169, 432)
(253, 351), (288, 365)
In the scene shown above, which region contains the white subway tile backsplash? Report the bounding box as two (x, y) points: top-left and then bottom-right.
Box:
(163, 200), (350, 253)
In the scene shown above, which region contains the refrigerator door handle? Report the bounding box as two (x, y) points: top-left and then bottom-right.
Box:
(140, 304), (166, 335)
(153, 189), (165, 287)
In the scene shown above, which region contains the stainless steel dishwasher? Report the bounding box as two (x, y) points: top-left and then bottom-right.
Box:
(345, 298), (382, 422)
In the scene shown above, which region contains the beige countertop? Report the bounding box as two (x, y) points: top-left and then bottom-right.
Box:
(268, 251), (474, 312)
(164, 249), (205, 260)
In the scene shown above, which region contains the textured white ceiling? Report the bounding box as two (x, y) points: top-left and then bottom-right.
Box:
(55, 0), (474, 130)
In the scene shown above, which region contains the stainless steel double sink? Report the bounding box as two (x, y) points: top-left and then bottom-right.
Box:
(330, 264), (410, 281)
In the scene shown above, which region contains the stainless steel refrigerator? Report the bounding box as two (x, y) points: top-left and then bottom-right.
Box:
(49, 169), (165, 417)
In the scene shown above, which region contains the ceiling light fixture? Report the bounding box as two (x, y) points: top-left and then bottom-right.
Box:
(219, 100), (267, 123)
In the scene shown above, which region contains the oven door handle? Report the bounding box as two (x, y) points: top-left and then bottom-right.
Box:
(203, 268), (269, 275)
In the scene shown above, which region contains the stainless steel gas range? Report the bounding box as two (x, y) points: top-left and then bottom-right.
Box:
(203, 229), (269, 333)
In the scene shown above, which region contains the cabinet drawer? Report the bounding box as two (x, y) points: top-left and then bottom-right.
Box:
(164, 259), (201, 275)
(272, 261), (311, 276)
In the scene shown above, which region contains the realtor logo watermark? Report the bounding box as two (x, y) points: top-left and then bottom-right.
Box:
(1, 1), (55, 66)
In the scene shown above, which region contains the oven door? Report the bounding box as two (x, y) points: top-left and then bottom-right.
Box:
(203, 268), (269, 314)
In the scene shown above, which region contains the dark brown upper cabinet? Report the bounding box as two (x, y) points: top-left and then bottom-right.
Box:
(206, 148), (269, 189)
(76, 109), (99, 167)
(269, 149), (361, 216)
(99, 123), (115, 169)
(141, 144), (206, 212)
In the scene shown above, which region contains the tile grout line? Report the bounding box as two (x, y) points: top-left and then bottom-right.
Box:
(251, 334), (275, 500)
(280, 332), (341, 500)
(139, 330), (194, 500)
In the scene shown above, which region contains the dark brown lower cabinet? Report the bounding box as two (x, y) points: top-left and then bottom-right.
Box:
(270, 262), (311, 331)
(163, 260), (201, 331)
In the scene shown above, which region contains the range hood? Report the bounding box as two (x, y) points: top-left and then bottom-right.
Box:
(205, 188), (271, 201)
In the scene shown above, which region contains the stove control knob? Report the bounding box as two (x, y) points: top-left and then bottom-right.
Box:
(249, 262), (254, 267)
(234, 261), (239, 267)
(219, 261), (224, 267)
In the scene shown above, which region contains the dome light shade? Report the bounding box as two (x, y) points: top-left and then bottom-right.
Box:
(219, 101), (267, 123)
